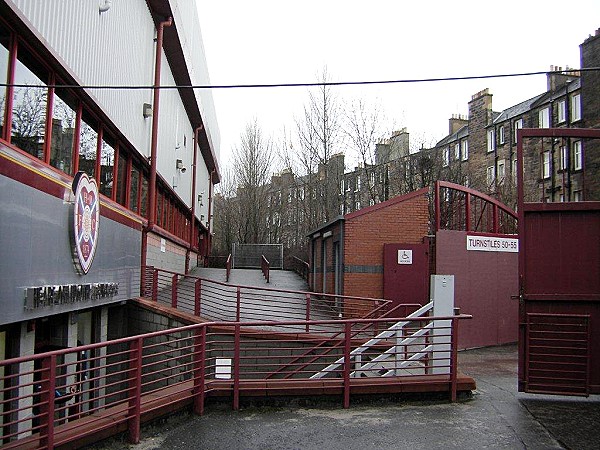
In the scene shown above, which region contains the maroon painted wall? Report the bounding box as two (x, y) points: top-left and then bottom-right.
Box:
(435, 230), (519, 349)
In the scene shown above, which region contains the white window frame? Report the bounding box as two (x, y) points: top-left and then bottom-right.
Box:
(573, 140), (583, 170)
(560, 146), (568, 171)
(513, 118), (523, 143)
(454, 143), (460, 160)
(557, 100), (566, 124)
(499, 126), (505, 145)
(355, 176), (361, 192)
(542, 150), (551, 179)
(461, 140), (468, 161)
(497, 159), (506, 182)
(486, 165), (495, 186)
(487, 129), (495, 152)
(539, 107), (550, 128)
(512, 157), (518, 182)
(443, 147), (450, 167)
(570, 93), (581, 122)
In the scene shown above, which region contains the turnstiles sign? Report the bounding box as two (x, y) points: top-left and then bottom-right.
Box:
(397, 250), (413, 265)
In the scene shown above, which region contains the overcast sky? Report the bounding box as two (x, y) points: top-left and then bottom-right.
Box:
(196, 0), (600, 174)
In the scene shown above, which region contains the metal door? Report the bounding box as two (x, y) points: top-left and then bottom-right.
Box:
(517, 128), (600, 396)
(383, 243), (429, 312)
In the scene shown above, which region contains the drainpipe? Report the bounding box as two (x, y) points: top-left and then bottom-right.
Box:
(205, 169), (215, 264)
(142, 16), (172, 270)
(186, 125), (202, 273)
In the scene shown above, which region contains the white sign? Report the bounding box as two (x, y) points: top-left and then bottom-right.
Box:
(397, 250), (413, 264)
(160, 238), (166, 253)
(466, 236), (519, 253)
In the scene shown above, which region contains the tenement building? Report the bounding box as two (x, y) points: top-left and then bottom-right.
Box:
(0, 0), (220, 364)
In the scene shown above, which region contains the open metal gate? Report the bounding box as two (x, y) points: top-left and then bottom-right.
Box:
(517, 128), (600, 396)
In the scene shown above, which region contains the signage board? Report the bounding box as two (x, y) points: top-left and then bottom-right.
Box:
(467, 235), (519, 253)
(397, 249), (413, 264)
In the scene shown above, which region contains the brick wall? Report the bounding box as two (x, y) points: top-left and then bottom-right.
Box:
(343, 189), (429, 304)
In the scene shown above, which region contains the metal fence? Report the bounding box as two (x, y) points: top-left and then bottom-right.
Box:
(232, 244), (284, 269)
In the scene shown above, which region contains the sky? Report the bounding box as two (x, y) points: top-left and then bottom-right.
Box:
(196, 0), (600, 176)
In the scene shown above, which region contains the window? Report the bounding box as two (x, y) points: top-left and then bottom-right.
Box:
(513, 118), (523, 143)
(498, 126), (505, 145)
(487, 129), (495, 152)
(573, 190), (582, 202)
(140, 175), (148, 217)
(116, 153), (127, 206)
(539, 107), (550, 128)
(340, 179), (344, 194)
(557, 100), (566, 123)
(454, 143), (460, 160)
(512, 157), (518, 182)
(497, 159), (506, 182)
(0, 24), (9, 138)
(559, 146), (568, 171)
(78, 116), (99, 177)
(461, 140), (469, 161)
(130, 166), (140, 213)
(486, 165), (494, 186)
(542, 151), (551, 179)
(11, 44), (49, 159)
(50, 89), (77, 174)
(355, 176), (361, 192)
(571, 93), (581, 122)
(100, 135), (115, 198)
(573, 140), (582, 170)
(443, 147), (450, 166)
(354, 200), (360, 211)
(370, 172), (375, 187)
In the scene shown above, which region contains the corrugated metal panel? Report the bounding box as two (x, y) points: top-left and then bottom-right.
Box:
(11, 0), (156, 153)
(9, 0), (217, 211)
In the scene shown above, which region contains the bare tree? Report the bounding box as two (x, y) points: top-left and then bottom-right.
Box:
(232, 120), (273, 244)
(344, 98), (388, 204)
(295, 69), (345, 224)
(211, 166), (239, 256)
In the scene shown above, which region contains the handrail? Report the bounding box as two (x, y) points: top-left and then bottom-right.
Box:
(141, 265), (391, 327)
(288, 256), (310, 282)
(261, 255), (270, 283)
(311, 302), (434, 379)
(225, 254), (232, 282)
(0, 313), (472, 447)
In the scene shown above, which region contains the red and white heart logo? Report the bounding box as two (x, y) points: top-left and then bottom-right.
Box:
(73, 173), (100, 274)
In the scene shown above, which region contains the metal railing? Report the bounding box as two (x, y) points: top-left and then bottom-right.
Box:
(141, 266), (392, 331)
(225, 254), (232, 282)
(287, 256), (310, 283)
(0, 313), (471, 448)
(260, 255), (270, 283)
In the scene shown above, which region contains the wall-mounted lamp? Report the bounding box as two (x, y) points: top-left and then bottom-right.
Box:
(176, 159), (186, 173)
(143, 103), (152, 119)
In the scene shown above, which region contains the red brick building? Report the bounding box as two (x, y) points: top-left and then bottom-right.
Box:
(309, 188), (430, 315)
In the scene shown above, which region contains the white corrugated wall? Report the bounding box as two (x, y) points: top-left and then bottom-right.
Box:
(9, 0), (220, 214)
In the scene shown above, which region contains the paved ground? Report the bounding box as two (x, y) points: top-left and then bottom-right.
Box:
(93, 344), (600, 450)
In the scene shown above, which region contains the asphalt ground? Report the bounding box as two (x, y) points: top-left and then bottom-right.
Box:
(91, 344), (600, 450)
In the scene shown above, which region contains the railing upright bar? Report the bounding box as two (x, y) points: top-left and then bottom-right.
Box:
(233, 324), (241, 411)
(193, 326), (206, 415)
(171, 274), (178, 308)
(152, 269), (158, 301)
(343, 322), (351, 408)
(128, 337), (143, 444)
(194, 278), (202, 316)
(236, 287), (241, 322)
(450, 317), (459, 402)
(40, 355), (57, 449)
(305, 293), (311, 333)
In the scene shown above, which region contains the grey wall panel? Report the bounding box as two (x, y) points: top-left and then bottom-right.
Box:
(0, 175), (141, 326)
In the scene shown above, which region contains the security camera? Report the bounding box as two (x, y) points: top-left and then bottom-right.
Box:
(180, 166), (186, 173)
